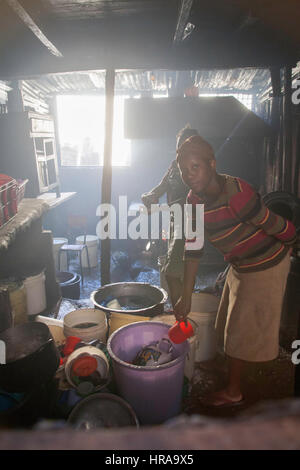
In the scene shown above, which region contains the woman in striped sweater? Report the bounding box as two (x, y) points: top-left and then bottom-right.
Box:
(175, 135), (297, 407)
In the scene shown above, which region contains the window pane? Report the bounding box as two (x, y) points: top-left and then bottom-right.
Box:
(56, 94), (130, 167)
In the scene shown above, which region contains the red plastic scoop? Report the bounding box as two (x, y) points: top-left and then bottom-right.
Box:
(168, 320), (194, 344)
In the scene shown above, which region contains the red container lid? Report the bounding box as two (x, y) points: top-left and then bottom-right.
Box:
(63, 336), (81, 356)
(72, 356), (98, 377)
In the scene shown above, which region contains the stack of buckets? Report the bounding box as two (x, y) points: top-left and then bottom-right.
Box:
(75, 235), (99, 268)
(55, 293), (220, 426)
(52, 235), (99, 271)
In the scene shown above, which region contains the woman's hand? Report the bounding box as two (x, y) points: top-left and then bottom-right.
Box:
(174, 296), (191, 322)
(141, 193), (159, 214)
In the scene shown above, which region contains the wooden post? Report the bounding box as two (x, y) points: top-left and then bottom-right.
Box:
(100, 68), (115, 286)
(282, 65), (293, 192)
(270, 67), (281, 191)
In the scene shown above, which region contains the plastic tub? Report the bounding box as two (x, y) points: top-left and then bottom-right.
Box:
(189, 311), (218, 362)
(23, 271), (46, 316)
(76, 235), (99, 268)
(63, 308), (108, 343)
(107, 321), (188, 425)
(52, 237), (68, 271)
(150, 315), (198, 381)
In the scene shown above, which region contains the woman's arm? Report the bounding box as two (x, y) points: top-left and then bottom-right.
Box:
(174, 258), (200, 321)
(230, 178), (297, 246)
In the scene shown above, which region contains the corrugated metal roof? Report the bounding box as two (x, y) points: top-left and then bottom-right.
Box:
(22, 68), (272, 99)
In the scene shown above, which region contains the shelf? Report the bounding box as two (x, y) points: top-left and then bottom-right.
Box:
(37, 192), (76, 209)
(0, 198), (49, 252)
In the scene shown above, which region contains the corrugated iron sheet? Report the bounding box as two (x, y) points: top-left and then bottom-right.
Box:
(2, 63), (299, 113)
(22, 68), (272, 98)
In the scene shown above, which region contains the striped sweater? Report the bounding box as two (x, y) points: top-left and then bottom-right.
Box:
(184, 174), (296, 272)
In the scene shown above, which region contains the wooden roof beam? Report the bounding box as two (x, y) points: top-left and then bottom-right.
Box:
(173, 0), (194, 43)
(5, 0), (63, 58)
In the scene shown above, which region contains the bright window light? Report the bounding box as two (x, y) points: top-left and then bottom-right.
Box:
(199, 93), (253, 110)
(56, 94), (131, 166)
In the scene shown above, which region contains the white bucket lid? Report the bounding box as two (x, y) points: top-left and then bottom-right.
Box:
(76, 235), (98, 246)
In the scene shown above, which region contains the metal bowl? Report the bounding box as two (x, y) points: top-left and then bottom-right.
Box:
(91, 282), (168, 317)
(68, 393), (139, 429)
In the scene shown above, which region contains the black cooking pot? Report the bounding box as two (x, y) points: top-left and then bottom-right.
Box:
(0, 322), (60, 393)
(263, 191), (300, 229)
(59, 273), (81, 300)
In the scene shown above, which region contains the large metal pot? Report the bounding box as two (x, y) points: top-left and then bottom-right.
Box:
(91, 282), (168, 317)
(0, 322), (60, 392)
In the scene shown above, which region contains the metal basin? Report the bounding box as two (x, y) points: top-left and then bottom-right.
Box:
(68, 393), (139, 429)
(91, 282), (168, 317)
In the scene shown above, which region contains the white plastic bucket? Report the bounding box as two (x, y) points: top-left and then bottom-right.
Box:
(0, 280), (27, 325)
(150, 314), (198, 381)
(189, 311), (218, 362)
(63, 308), (108, 342)
(76, 235), (98, 268)
(65, 345), (109, 390)
(23, 271), (47, 316)
(53, 237), (68, 271)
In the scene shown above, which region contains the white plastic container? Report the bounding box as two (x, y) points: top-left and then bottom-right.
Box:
(189, 311), (218, 362)
(76, 235), (98, 268)
(65, 345), (109, 390)
(63, 308), (108, 342)
(52, 237), (68, 271)
(150, 314), (198, 381)
(23, 271), (47, 316)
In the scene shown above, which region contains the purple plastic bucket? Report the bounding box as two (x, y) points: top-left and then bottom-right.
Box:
(107, 321), (189, 425)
